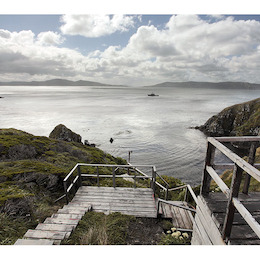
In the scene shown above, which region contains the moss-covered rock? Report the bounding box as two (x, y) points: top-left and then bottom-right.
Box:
(198, 97), (260, 137)
(49, 124), (82, 143)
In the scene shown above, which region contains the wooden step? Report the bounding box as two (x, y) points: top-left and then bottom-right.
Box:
(57, 208), (87, 215)
(51, 213), (83, 220)
(44, 217), (79, 226)
(35, 223), (74, 232)
(24, 229), (70, 241)
(14, 238), (54, 245)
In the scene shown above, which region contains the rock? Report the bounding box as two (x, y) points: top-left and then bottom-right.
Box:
(198, 98), (260, 137)
(49, 124), (82, 143)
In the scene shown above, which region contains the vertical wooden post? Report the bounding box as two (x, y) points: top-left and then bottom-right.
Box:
(201, 141), (216, 195)
(63, 181), (69, 204)
(152, 167), (156, 196)
(165, 184), (169, 200)
(243, 142), (257, 194)
(184, 186), (188, 202)
(97, 166), (100, 187)
(134, 172), (136, 188)
(77, 165), (82, 187)
(113, 167), (116, 188)
(222, 164), (243, 241)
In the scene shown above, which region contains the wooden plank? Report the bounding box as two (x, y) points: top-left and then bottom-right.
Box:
(201, 142), (215, 195)
(232, 197), (260, 239)
(222, 165), (243, 239)
(208, 137), (260, 182)
(74, 194), (154, 200)
(214, 136), (260, 142)
(206, 166), (230, 198)
(72, 199), (156, 207)
(57, 208), (86, 215)
(51, 213), (83, 220)
(79, 186), (153, 192)
(191, 222), (203, 245)
(93, 209), (157, 218)
(35, 223), (74, 232)
(44, 217), (78, 226)
(192, 210), (213, 245)
(14, 238), (54, 245)
(24, 229), (70, 241)
(196, 196), (225, 245)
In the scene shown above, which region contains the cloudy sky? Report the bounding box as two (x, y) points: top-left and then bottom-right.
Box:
(1, 3), (260, 86)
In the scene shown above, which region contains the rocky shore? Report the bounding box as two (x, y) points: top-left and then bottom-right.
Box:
(196, 97), (260, 137)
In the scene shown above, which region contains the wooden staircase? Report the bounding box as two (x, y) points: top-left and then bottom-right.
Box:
(15, 203), (92, 245)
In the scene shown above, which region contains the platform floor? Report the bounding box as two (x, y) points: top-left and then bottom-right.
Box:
(71, 186), (157, 218)
(203, 192), (260, 245)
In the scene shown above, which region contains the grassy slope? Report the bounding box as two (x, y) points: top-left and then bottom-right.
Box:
(0, 128), (188, 244)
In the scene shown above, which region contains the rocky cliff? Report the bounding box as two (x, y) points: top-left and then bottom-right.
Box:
(198, 98), (260, 137)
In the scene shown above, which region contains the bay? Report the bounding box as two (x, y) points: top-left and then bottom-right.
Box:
(0, 84), (259, 185)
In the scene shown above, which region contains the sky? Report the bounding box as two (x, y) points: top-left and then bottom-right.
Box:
(1, 1), (260, 86)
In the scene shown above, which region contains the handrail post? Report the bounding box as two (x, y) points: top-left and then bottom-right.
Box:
(97, 166), (100, 187)
(243, 142), (257, 194)
(152, 167), (156, 196)
(165, 184), (169, 200)
(184, 185), (188, 202)
(134, 172), (136, 188)
(77, 164), (82, 187)
(63, 180), (69, 204)
(113, 167), (116, 188)
(222, 164), (243, 241)
(201, 141), (216, 195)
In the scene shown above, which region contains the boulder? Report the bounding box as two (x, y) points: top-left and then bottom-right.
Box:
(49, 124), (82, 143)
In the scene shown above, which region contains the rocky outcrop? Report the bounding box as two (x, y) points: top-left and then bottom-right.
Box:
(49, 124), (82, 143)
(198, 98), (260, 137)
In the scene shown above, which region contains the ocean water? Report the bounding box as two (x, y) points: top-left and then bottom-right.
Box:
(0, 85), (260, 185)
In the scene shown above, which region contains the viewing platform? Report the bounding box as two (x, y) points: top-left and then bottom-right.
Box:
(192, 136), (260, 245)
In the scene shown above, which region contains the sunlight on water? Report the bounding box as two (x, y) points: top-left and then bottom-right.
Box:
(1, 85), (260, 185)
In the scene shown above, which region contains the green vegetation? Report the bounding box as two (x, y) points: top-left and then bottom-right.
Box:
(62, 211), (135, 245)
(0, 127), (196, 245)
(159, 227), (191, 245)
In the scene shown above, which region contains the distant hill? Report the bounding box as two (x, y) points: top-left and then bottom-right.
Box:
(0, 79), (118, 86)
(145, 81), (260, 89)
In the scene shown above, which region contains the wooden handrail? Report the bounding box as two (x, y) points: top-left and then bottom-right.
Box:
(201, 136), (260, 241)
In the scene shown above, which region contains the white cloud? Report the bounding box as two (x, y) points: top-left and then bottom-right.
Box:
(2, 15), (260, 86)
(36, 31), (65, 46)
(60, 14), (135, 37)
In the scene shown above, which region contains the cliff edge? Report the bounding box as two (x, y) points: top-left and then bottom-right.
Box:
(198, 97), (260, 137)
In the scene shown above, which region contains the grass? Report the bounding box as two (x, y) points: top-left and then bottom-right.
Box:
(62, 211), (135, 245)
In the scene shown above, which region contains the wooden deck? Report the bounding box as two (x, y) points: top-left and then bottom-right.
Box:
(158, 201), (194, 230)
(71, 186), (157, 218)
(192, 192), (260, 245)
(203, 192), (260, 245)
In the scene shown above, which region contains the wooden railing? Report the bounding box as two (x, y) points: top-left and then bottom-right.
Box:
(62, 163), (168, 204)
(200, 136), (260, 242)
(157, 184), (198, 217)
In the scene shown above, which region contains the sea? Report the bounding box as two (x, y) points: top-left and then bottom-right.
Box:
(1, 84), (260, 185)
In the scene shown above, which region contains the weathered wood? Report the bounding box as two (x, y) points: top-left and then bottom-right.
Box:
(44, 217), (78, 226)
(243, 142), (257, 194)
(232, 197), (260, 239)
(222, 164), (243, 240)
(24, 229), (70, 241)
(77, 165), (82, 187)
(14, 238), (54, 245)
(206, 166), (230, 198)
(196, 196), (225, 245)
(214, 136), (260, 142)
(208, 137), (260, 182)
(35, 223), (74, 232)
(201, 142), (215, 195)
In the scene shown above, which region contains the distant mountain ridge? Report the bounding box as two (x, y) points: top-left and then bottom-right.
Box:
(0, 79), (116, 86)
(145, 81), (260, 89)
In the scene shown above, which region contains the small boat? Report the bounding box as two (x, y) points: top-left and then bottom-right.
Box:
(148, 93), (159, 96)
